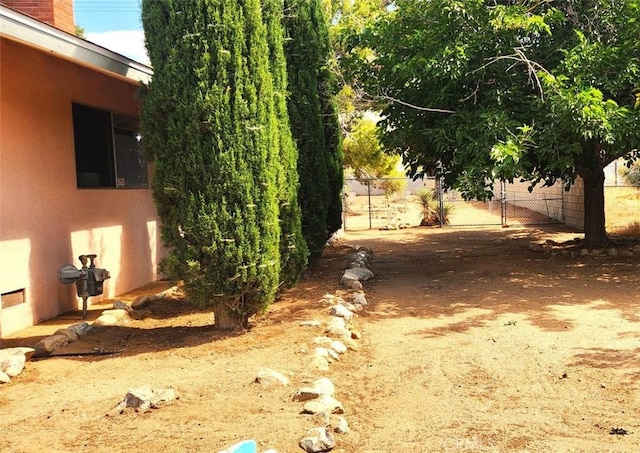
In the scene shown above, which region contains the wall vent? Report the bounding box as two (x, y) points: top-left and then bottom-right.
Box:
(1, 289), (25, 309)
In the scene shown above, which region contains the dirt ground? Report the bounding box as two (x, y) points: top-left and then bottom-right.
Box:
(2, 217), (640, 452)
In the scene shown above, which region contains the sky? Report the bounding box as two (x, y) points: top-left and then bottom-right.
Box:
(74, 0), (149, 64)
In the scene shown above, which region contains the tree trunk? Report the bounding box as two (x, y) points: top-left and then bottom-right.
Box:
(213, 306), (247, 332)
(581, 161), (612, 250)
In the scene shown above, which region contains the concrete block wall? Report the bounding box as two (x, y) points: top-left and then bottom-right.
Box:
(502, 178), (585, 230)
(563, 178), (584, 230)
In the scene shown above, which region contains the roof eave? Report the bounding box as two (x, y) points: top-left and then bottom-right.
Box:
(0, 4), (152, 85)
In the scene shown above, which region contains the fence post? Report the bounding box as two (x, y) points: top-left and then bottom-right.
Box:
(437, 176), (445, 228)
(367, 179), (372, 229)
(500, 180), (507, 226)
(342, 192), (348, 231)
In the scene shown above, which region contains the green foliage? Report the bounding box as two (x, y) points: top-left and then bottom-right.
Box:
(263, 0), (309, 287)
(417, 189), (452, 226)
(376, 168), (407, 199)
(343, 116), (399, 178)
(283, 0), (343, 260)
(141, 0), (282, 330)
(347, 0), (640, 247)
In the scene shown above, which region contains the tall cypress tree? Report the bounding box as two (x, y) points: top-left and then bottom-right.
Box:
(262, 0), (309, 286)
(314, 0), (344, 239)
(141, 0), (281, 330)
(283, 0), (343, 260)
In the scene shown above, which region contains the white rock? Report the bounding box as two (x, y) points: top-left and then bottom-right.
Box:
(302, 395), (344, 415)
(158, 286), (179, 298)
(113, 386), (177, 414)
(0, 347), (35, 361)
(325, 317), (350, 338)
(326, 316), (345, 331)
(342, 337), (359, 351)
(356, 246), (373, 256)
(314, 347), (330, 359)
(309, 355), (330, 371)
(329, 304), (354, 320)
(334, 416), (350, 434)
(350, 251), (371, 263)
(340, 267), (374, 285)
(313, 336), (333, 345)
(0, 370), (10, 384)
(352, 293), (368, 306)
(254, 368), (290, 386)
(330, 341), (347, 354)
(312, 411), (331, 427)
(346, 267), (374, 281)
(313, 377), (335, 396)
(93, 314), (119, 326)
(343, 302), (357, 312)
(319, 294), (346, 305)
(299, 427), (336, 453)
(101, 309), (128, 320)
(346, 280), (363, 290)
(0, 353), (25, 377)
(300, 320), (322, 327)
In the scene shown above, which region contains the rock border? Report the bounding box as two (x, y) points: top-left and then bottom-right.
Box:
(247, 238), (375, 452)
(529, 239), (640, 259)
(0, 287), (180, 384)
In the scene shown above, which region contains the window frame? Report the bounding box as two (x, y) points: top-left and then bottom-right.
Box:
(72, 102), (148, 189)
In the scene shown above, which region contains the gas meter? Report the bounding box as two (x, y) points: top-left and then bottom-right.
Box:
(58, 254), (110, 319)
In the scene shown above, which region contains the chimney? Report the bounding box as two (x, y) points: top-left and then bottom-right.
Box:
(1, 0), (76, 35)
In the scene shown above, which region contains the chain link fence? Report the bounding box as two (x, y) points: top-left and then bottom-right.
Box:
(343, 177), (564, 231)
(605, 184), (640, 232)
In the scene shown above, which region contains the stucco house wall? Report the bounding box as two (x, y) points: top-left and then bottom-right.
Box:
(0, 10), (165, 337)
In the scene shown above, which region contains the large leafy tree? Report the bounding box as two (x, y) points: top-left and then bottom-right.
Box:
(283, 0), (344, 260)
(349, 0), (640, 248)
(141, 0), (282, 330)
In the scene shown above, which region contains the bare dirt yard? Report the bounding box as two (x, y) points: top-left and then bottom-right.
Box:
(2, 220), (640, 452)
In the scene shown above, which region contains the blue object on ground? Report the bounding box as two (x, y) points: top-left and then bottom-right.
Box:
(225, 439), (257, 453)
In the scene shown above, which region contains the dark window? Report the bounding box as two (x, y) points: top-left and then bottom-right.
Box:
(72, 103), (148, 188)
